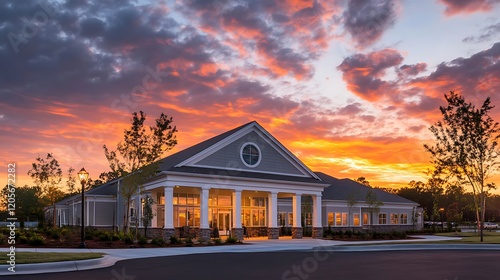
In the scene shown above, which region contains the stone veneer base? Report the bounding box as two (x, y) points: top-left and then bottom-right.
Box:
(312, 227), (323, 239)
(292, 227), (303, 239)
(163, 228), (176, 241)
(267, 227), (280, 239)
(197, 228), (212, 241)
(231, 228), (244, 241)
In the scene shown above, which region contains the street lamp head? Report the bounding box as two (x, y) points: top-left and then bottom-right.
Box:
(78, 168), (89, 183)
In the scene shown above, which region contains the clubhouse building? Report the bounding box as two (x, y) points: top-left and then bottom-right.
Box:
(50, 121), (423, 240)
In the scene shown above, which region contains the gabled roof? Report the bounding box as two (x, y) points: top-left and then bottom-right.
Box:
(156, 121), (323, 184)
(315, 172), (418, 205)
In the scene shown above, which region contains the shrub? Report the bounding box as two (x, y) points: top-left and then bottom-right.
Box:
(28, 234), (45, 246)
(214, 238), (222, 245)
(99, 232), (112, 242)
(123, 234), (134, 244)
(152, 237), (165, 246)
(138, 236), (148, 246)
(185, 237), (193, 247)
(112, 233), (121, 241)
(169, 236), (180, 245)
(225, 236), (237, 244)
(19, 235), (29, 244)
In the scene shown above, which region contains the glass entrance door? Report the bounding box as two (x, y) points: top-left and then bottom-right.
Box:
(218, 211), (231, 236)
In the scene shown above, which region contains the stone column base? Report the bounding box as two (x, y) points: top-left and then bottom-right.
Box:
(197, 228), (211, 242)
(231, 228), (244, 242)
(163, 228), (176, 241)
(292, 227), (303, 239)
(267, 227), (279, 239)
(312, 227), (323, 239)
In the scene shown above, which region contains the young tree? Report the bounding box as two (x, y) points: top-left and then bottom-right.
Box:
(27, 153), (65, 227)
(103, 111), (177, 232)
(141, 194), (156, 237)
(424, 91), (500, 242)
(365, 189), (383, 226)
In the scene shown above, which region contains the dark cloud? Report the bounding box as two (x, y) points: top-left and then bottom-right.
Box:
(438, 0), (498, 16)
(463, 22), (500, 43)
(176, 0), (339, 80)
(398, 63), (427, 77)
(343, 0), (400, 49)
(409, 42), (500, 102)
(337, 48), (403, 101)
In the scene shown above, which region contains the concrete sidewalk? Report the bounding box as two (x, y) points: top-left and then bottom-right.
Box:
(2, 235), (499, 275)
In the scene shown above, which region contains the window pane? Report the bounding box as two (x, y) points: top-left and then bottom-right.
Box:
(178, 194), (186, 205)
(353, 213), (360, 226)
(252, 209), (259, 226)
(288, 213), (293, 226)
(335, 213), (341, 226)
(328, 213), (334, 226)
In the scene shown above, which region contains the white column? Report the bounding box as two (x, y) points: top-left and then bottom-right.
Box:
(151, 192), (158, 228)
(292, 193), (302, 227)
(312, 194), (322, 227)
(200, 187), (210, 228)
(164, 186), (174, 229)
(232, 190), (242, 228)
(137, 194), (143, 227)
(268, 192), (278, 228)
(86, 200), (90, 226)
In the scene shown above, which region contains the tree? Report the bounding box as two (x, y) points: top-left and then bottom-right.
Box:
(27, 153), (65, 227)
(103, 111), (178, 232)
(424, 91), (500, 242)
(355, 177), (371, 187)
(365, 189), (383, 226)
(66, 167), (77, 194)
(141, 194), (156, 237)
(1, 185), (46, 223)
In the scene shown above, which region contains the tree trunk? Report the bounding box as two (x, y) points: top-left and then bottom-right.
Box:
(53, 203), (56, 228)
(480, 194), (486, 242)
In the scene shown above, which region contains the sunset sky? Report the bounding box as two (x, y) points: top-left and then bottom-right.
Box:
(1, 0), (499, 192)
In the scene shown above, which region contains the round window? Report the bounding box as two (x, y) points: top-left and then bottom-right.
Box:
(240, 143), (261, 167)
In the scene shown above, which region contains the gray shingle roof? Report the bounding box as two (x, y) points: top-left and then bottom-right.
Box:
(55, 179), (118, 205)
(315, 172), (418, 205)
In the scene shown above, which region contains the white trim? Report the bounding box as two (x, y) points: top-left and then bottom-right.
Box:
(240, 142), (262, 168)
(188, 164), (311, 178)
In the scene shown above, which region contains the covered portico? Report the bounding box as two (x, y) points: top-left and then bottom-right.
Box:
(141, 171), (325, 240)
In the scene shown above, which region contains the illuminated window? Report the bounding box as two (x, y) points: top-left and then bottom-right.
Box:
(288, 213), (293, 226)
(379, 213), (387, 224)
(400, 214), (408, 224)
(328, 212), (334, 226)
(363, 213), (369, 225)
(391, 213), (399, 224)
(334, 212), (348, 226)
(353, 213), (360, 226)
(241, 143), (261, 167)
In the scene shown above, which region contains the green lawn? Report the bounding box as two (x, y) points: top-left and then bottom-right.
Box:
(0, 252), (104, 264)
(434, 231), (500, 244)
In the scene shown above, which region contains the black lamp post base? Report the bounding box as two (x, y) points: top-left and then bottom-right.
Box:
(79, 242), (86, 248)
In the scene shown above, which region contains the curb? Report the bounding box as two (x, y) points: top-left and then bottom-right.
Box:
(0, 255), (121, 275)
(312, 243), (500, 252)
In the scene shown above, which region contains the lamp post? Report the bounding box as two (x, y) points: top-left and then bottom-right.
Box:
(439, 207), (445, 231)
(78, 168), (89, 248)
